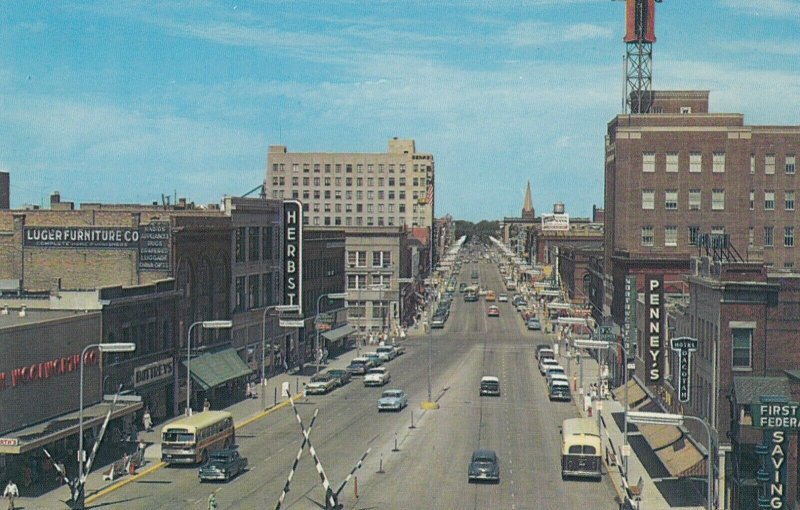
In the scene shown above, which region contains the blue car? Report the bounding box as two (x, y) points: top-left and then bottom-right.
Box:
(526, 318), (541, 330)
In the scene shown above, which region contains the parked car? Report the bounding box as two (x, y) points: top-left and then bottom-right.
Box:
(431, 314), (447, 328)
(377, 389), (408, 412)
(346, 357), (374, 375)
(392, 344), (406, 356)
(479, 376), (501, 396)
(305, 373), (338, 394)
(364, 367), (391, 386)
(535, 344), (553, 360)
(487, 305), (500, 317)
(363, 352), (383, 367)
(545, 365), (566, 385)
(526, 318), (542, 330)
(539, 357), (559, 375)
(468, 449), (500, 483)
(548, 379), (572, 402)
(326, 369), (352, 386)
(199, 448), (248, 482)
(376, 345), (398, 361)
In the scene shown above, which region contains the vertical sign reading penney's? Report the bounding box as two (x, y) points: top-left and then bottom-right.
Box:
(644, 274), (664, 385)
(283, 200), (303, 311)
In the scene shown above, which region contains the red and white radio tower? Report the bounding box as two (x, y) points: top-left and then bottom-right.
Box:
(617, 0), (663, 114)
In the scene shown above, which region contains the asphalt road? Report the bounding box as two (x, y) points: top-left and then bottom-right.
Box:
(98, 259), (619, 510)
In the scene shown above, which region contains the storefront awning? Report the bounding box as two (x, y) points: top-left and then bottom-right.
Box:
(612, 378), (647, 408)
(183, 348), (252, 391)
(637, 418), (705, 477)
(0, 399), (142, 455)
(733, 375), (791, 405)
(322, 324), (356, 343)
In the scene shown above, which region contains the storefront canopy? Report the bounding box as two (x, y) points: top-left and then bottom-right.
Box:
(321, 324), (356, 343)
(0, 399), (142, 455)
(612, 378), (648, 408)
(183, 348), (252, 391)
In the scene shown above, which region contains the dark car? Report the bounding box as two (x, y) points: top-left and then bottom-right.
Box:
(468, 449), (500, 483)
(199, 448), (248, 482)
(326, 369), (352, 386)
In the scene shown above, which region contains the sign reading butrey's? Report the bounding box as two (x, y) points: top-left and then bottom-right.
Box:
(644, 274), (664, 385)
(283, 200), (303, 310)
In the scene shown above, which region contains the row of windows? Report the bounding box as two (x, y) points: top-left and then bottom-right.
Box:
(273, 176), (427, 188)
(347, 274), (392, 290)
(272, 162), (431, 174)
(641, 189), (726, 210)
(641, 151), (796, 175)
(346, 300), (390, 319)
(347, 250), (392, 268)
(307, 216), (405, 227)
(234, 273), (275, 313)
(234, 227), (274, 263)
(640, 225), (797, 248)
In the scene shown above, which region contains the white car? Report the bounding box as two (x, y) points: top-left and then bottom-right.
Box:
(539, 357), (560, 375)
(545, 365), (566, 385)
(364, 367), (391, 386)
(376, 346), (397, 361)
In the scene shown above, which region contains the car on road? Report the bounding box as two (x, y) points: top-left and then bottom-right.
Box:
(549, 379), (572, 402)
(392, 344), (405, 356)
(346, 357), (374, 375)
(431, 314), (447, 328)
(199, 448), (248, 482)
(545, 365), (566, 385)
(377, 389), (408, 412)
(539, 356), (560, 375)
(326, 369), (352, 386)
(526, 317), (541, 330)
(363, 352), (384, 367)
(479, 376), (501, 396)
(485, 291), (496, 302)
(364, 367), (391, 386)
(535, 344), (554, 360)
(516, 302), (528, 313)
(487, 305), (500, 317)
(498, 293), (508, 302)
(468, 449), (500, 483)
(376, 345), (398, 361)
(305, 373), (338, 394)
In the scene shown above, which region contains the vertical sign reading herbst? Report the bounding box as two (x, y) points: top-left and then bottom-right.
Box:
(138, 221), (171, 271)
(644, 274), (664, 385)
(283, 200), (302, 310)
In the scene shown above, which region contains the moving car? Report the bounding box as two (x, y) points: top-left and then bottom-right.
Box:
(346, 357), (374, 375)
(479, 376), (501, 396)
(431, 314), (447, 328)
(305, 372), (338, 394)
(198, 448), (248, 482)
(377, 389), (408, 412)
(485, 290), (496, 302)
(392, 344), (405, 356)
(326, 369), (352, 386)
(487, 305), (500, 317)
(468, 449), (500, 483)
(364, 367), (391, 386)
(363, 352), (383, 366)
(376, 345), (398, 361)
(498, 293), (508, 302)
(526, 318), (542, 330)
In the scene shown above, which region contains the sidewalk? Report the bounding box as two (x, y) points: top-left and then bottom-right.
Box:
(25, 347), (368, 510)
(556, 339), (705, 510)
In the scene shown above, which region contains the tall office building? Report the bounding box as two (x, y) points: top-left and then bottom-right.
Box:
(266, 138), (435, 230)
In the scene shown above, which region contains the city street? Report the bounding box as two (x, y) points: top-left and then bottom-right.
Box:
(92, 259), (618, 510)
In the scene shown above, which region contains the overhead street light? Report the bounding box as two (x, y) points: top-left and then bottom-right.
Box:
(187, 320), (233, 415)
(626, 411), (714, 510)
(261, 304), (301, 409)
(78, 342), (136, 508)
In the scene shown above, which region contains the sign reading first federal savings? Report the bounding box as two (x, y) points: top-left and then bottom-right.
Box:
(751, 402), (800, 429)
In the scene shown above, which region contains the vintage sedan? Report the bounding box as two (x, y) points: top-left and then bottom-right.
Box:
(305, 373), (338, 395)
(326, 369), (352, 386)
(364, 367), (391, 387)
(487, 305), (500, 317)
(468, 449), (500, 483)
(377, 389), (408, 412)
(199, 448), (248, 482)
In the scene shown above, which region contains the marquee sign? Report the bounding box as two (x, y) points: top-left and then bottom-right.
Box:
(670, 337), (698, 403)
(283, 200), (303, 310)
(644, 275), (664, 385)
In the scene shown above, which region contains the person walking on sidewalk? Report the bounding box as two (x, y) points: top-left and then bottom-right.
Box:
(207, 492), (218, 510)
(3, 480), (19, 510)
(143, 409), (153, 432)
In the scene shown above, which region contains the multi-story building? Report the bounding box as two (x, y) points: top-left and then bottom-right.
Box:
(266, 138), (435, 230)
(604, 90), (800, 325)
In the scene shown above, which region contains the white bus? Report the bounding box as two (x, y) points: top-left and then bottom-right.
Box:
(161, 411), (235, 465)
(561, 417), (602, 480)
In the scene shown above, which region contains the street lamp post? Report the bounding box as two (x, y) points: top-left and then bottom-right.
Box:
(396, 277), (414, 335)
(626, 411), (714, 510)
(78, 342), (136, 509)
(262, 305), (300, 409)
(314, 293), (348, 375)
(186, 320), (233, 415)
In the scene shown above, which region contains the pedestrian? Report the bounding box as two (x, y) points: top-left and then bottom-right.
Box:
(3, 480), (18, 510)
(207, 492), (218, 510)
(203, 399), (211, 412)
(322, 347), (328, 364)
(143, 409), (153, 433)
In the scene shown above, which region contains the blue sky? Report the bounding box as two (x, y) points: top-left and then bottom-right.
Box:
(1, 1), (799, 221)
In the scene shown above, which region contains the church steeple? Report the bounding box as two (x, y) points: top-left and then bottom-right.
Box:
(522, 181), (535, 220)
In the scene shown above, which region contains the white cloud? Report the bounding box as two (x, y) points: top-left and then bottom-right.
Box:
(503, 21), (613, 47)
(720, 0), (800, 17)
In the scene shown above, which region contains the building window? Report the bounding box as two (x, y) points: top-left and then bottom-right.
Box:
(347, 250), (367, 267)
(357, 164), (363, 174)
(235, 276), (246, 312)
(749, 190), (755, 210)
(347, 300), (366, 318)
(641, 189), (655, 210)
(292, 164), (299, 173)
(248, 227), (260, 261)
(346, 164), (353, 173)
(749, 227), (755, 248)
(786, 155), (796, 174)
(712, 189), (725, 210)
(750, 154), (756, 174)
(766, 154), (776, 174)
(785, 227), (795, 247)
(665, 190), (678, 210)
(786, 191), (795, 211)
(666, 152), (679, 173)
(235, 227), (246, 263)
(642, 152), (656, 173)
(248, 275), (261, 309)
(641, 226), (654, 246)
(324, 177), (331, 186)
(680, 106), (692, 114)
(689, 152), (702, 173)
(732, 329), (752, 369)
(335, 164), (342, 173)
(372, 251), (391, 268)
(688, 226), (700, 246)
(765, 191), (775, 210)
(314, 164), (320, 173)
(303, 164), (310, 173)
(712, 152), (726, 173)
(689, 189), (701, 210)
(347, 275), (366, 290)
(262, 226), (273, 260)
(263, 273), (274, 306)
(325, 164), (331, 173)
(764, 226), (774, 247)
(665, 226), (678, 247)
(367, 164), (373, 173)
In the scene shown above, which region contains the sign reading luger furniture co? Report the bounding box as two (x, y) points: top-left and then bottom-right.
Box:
(283, 200), (303, 310)
(644, 274), (664, 385)
(24, 227), (140, 249)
